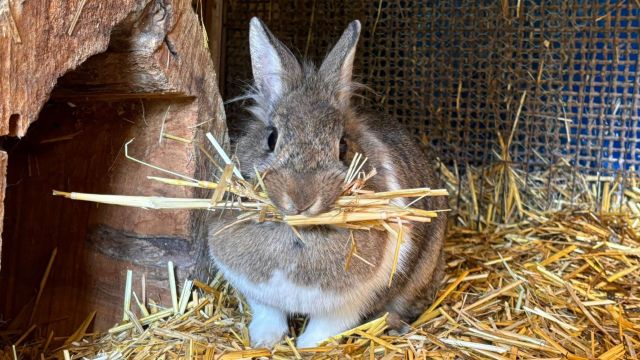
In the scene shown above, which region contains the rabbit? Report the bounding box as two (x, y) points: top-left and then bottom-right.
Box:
(208, 17), (448, 349)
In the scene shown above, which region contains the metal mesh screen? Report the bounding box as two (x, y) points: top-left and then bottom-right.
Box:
(222, 0), (640, 177)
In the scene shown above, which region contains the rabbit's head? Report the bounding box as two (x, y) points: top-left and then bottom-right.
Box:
(235, 17), (361, 216)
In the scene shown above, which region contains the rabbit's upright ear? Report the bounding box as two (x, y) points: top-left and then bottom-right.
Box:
(249, 17), (299, 108)
(319, 20), (361, 107)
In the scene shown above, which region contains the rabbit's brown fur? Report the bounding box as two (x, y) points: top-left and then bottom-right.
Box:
(208, 17), (447, 348)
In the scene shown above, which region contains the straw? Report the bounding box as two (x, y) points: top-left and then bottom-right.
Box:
(168, 261), (178, 314)
(9, 205), (638, 359)
(67, 0), (87, 35)
(206, 132), (244, 180)
(29, 248), (57, 325)
(123, 270), (133, 321)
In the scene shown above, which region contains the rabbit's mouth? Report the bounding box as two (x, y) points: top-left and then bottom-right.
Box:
(274, 193), (331, 217)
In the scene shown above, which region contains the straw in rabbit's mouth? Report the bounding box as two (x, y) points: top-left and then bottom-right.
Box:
(53, 132), (449, 281)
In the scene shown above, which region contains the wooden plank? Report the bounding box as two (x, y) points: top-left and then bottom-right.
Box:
(204, 0), (225, 87)
(0, 150), (6, 271)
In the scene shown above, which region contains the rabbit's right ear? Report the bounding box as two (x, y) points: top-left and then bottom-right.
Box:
(319, 20), (361, 108)
(249, 17), (299, 108)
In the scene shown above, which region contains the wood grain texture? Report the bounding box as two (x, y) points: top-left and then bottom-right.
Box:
(0, 150), (6, 272)
(202, 0), (225, 84)
(0, 0), (141, 136)
(0, 0), (226, 332)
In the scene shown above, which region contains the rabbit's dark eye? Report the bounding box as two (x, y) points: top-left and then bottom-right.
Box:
(339, 135), (348, 160)
(267, 127), (278, 152)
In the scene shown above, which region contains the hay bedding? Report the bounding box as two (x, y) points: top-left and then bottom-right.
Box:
(2, 134), (640, 359)
(11, 209), (637, 360)
(61, 211), (637, 360)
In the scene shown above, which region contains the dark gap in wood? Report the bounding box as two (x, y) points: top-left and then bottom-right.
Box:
(8, 115), (20, 137)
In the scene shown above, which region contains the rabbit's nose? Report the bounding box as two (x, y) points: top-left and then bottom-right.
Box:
(288, 197), (315, 215)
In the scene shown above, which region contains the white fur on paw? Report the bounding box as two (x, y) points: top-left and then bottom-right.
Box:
(296, 329), (329, 349)
(249, 318), (287, 348)
(297, 311), (362, 348)
(247, 299), (288, 348)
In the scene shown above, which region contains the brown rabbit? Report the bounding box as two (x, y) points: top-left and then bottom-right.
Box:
(208, 17), (447, 348)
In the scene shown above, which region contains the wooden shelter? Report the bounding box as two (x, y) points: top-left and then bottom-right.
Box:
(0, 0), (225, 333)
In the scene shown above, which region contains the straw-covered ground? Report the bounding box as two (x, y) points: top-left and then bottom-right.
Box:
(53, 209), (637, 360)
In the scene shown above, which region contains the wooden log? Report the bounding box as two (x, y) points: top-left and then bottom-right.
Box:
(0, 0), (226, 333)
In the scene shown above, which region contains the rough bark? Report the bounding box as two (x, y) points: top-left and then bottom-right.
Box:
(1, 0), (140, 136)
(0, 0), (226, 332)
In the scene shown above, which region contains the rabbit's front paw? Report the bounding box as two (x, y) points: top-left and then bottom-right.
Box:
(296, 330), (327, 349)
(297, 310), (361, 348)
(248, 301), (288, 348)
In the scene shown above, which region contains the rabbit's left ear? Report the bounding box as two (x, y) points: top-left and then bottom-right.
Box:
(319, 20), (361, 106)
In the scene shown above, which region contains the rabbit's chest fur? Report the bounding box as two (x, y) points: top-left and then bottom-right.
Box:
(210, 221), (410, 315)
(217, 265), (364, 314)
